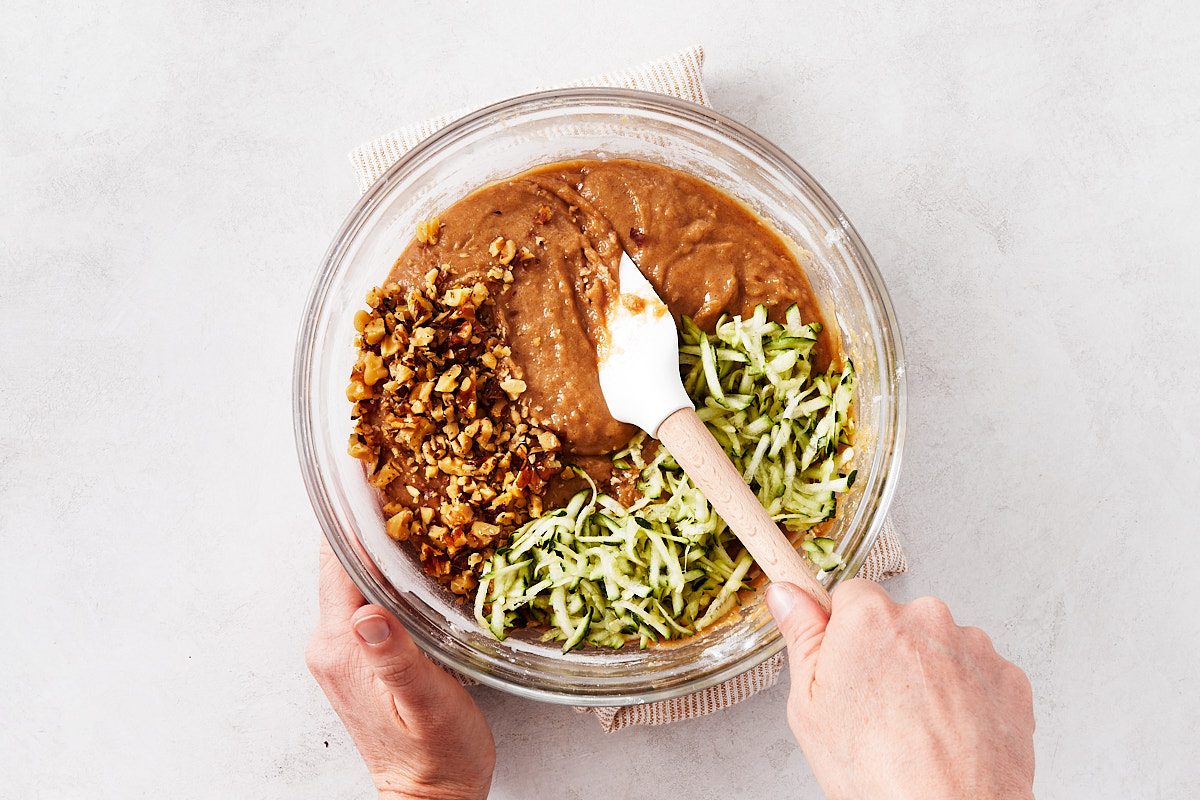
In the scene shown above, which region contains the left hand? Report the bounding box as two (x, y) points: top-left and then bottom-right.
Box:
(306, 537), (496, 800)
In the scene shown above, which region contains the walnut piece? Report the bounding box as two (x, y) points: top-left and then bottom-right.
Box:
(499, 378), (527, 399)
(489, 237), (517, 265)
(415, 216), (442, 245)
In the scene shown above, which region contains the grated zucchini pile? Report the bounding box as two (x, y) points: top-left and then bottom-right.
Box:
(474, 304), (857, 651)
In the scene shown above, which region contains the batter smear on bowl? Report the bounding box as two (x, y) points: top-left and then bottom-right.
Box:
(348, 159), (856, 648)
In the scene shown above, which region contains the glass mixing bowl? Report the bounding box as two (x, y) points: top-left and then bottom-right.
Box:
(294, 88), (905, 705)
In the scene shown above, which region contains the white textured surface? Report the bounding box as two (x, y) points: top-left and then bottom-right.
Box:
(2, 2), (1198, 798)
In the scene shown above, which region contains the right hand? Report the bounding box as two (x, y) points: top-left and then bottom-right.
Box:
(767, 579), (1035, 800)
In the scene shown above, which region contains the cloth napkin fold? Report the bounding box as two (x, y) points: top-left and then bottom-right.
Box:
(349, 45), (908, 732)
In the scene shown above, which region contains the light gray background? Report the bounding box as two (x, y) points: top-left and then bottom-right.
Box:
(2, 2), (1198, 798)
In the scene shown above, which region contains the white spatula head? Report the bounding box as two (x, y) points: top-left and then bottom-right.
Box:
(597, 252), (694, 436)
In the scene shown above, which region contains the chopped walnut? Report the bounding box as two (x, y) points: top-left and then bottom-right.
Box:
(499, 378), (527, 399)
(489, 237), (517, 265)
(415, 216), (442, 245)
(386, 508), (414, 541)
(347, 267), (564, 596)
(449, 573), (478, 595)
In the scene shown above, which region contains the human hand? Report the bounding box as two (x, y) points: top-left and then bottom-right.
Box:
(767, 579), (1035, 800)
(306, 538), (495, 800)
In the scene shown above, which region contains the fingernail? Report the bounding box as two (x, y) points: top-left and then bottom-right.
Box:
(354, 614), (391, 646)
(767, 583), (801, 621)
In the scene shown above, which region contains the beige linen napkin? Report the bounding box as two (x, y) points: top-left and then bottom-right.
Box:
(349, 45), (908, 732)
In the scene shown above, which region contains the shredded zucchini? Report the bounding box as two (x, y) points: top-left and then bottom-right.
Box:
(476, 304), (857, 651)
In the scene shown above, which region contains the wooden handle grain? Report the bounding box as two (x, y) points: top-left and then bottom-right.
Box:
(656, 407), (832, 612)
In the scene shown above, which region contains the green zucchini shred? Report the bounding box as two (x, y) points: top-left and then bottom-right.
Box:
(476, 303), (857, 651)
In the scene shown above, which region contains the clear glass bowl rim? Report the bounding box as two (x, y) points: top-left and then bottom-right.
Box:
(294, 87), (906, 705)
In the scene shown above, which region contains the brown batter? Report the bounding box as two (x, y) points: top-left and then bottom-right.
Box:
(352, 159), (834, 593)
(385, 159), (831, 460)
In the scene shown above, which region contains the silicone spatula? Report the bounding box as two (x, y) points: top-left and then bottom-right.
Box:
(597, 252), (832, 611)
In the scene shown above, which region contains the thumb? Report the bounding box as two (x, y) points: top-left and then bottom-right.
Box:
(767, 582), (830, 691)
(351, 604), (452, 718)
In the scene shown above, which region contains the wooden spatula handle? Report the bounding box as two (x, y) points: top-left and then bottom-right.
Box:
(656, 407), (832, 612)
